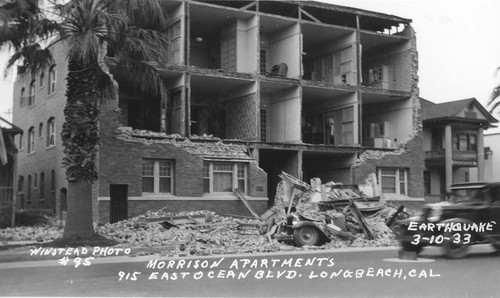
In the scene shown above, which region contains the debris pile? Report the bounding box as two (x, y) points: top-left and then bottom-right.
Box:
(266, 172), (405, 248)
(96, 210), (281, 256)
(0, 226), (62, 242)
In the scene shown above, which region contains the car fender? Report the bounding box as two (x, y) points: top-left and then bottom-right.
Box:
(292, 221), (329, 239)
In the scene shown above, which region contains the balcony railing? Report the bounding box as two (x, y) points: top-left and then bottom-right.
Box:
(425, 150), (477, 161)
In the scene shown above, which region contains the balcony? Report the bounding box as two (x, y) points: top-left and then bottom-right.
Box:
(425, 150), (478, 167)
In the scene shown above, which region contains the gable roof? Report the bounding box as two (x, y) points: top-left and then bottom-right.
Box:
(420, 97), (498, 123)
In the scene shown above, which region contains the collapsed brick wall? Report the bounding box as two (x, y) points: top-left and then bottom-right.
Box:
(226, 93), (258, 140)
(98, 199), (268, 223)
(352, 134), (424, 198)
(352, 25), (424, 199)
(96, 102), (268, 223)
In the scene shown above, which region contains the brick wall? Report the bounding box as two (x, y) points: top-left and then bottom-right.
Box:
(352, 134), (424, 198)
(97, 100), (268, 222)
(12, 42), (68, 214)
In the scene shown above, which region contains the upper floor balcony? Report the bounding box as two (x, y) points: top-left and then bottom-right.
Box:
(425, 150), (478, 167)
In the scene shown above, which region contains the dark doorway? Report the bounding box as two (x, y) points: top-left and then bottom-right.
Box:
(259, 149), (300, 206)
(110, 184), (128, 223)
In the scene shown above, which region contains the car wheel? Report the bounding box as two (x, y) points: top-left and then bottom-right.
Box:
(391, 224), (404, 236)
(293, 226), (321, 247)
(443, 233), (469, 259)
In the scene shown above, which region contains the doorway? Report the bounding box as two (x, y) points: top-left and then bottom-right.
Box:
(110, 184), (128, 223)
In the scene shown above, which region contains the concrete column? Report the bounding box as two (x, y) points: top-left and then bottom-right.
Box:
(444, 125), (453, 192)
(477, 127), (485, 181)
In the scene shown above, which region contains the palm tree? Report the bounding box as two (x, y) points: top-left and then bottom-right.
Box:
(488, 71), (500, 116)
(1, 0), (169, 239)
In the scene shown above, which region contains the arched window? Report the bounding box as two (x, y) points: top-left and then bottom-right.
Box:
(27, 175), (32, 202)
(50, 170), (56, 193)
(40, 172), (45, 201)
(47, 118), (56, 147)
(18, 133), (23, 150)
(20, 87), (25, 106)
(38, 122), (43, 138)
(18, 176), (24, 193)
(48, 65), (56, 95)
(39, 71), (45, 88)
(28, 127), (35, 153)
(29, 80), (36, 105)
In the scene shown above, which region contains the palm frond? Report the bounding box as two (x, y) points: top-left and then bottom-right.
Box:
(5, 43), (54, 78)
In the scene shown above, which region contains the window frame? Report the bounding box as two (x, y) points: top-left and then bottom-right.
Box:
(141, 159), (174, 194)
(48, 65), (57, 95)
(27, 127), (35, 153)
(28, 80), (36, 106)
(47, 118), (56, 147)
(203, 162), (248, 194)
(378, 167), (407, 195)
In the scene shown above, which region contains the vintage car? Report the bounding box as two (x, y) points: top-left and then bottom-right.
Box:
(396, 182), (500, 258)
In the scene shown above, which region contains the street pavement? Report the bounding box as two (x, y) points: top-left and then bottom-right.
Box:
(1, 244), (500, 297)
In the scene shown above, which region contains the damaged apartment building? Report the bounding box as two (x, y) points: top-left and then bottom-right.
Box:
(12, 0), (423, 224)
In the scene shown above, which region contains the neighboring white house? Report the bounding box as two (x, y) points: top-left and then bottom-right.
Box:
(485, 132), (500, 181)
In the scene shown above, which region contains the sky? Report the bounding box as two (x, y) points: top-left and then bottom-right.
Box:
(1, 0), (500, 125)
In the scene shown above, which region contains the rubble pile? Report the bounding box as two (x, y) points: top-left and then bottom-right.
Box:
(0, 226), (62, 242)
(96, 210), (281, 256)
(268, 172), (403, 248)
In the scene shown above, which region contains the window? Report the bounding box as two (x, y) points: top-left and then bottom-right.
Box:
(39, 72), (45, 88)
(28, 80), (36, 105)
(27, 175), (32, 202)
(260, 108), (267, 142)
(38, 123), (43, 138)
(28, 127), (35, 153)
(20, 87), (25, 106)
(48, 65), (56, 95)
(203, 162), (248, 194)
(18, 176), (24, 194)
(260, 49), (267, 74)
(18, 133), (23, 150)
(423, 171), (430, 195)
(378, 168), (407, 195)
(40, 172), (45, 201)
(455, 133), (478, 151)
(142, 160), (173, 194)
(50, 170), (56, 193)
(47, 118), (56, 147)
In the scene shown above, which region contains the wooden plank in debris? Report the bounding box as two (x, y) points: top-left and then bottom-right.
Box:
(349, 200), (374, 240)
(234, 188), (262, 220)
(279, 171), (309, 191)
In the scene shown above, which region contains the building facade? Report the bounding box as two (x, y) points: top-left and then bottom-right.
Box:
(484, 132), (500, 182)
(421, 98), (497, 202)
(0, 118), (22, 227)
(13, 0), (423, 223)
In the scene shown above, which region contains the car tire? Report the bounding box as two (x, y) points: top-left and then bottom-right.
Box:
(391, 224), (404, 236)
(293, 226), (321, 247)
(443, 232), (469, 259)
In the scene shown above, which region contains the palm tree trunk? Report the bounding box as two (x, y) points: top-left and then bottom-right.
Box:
(63, 180), (94, 238)
(62, 58), (101, 238)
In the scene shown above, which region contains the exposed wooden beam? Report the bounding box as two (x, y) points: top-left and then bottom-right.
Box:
(300, 7), (322, 23)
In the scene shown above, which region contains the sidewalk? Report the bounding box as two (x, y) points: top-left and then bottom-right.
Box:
(0, 239), (401, 265)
